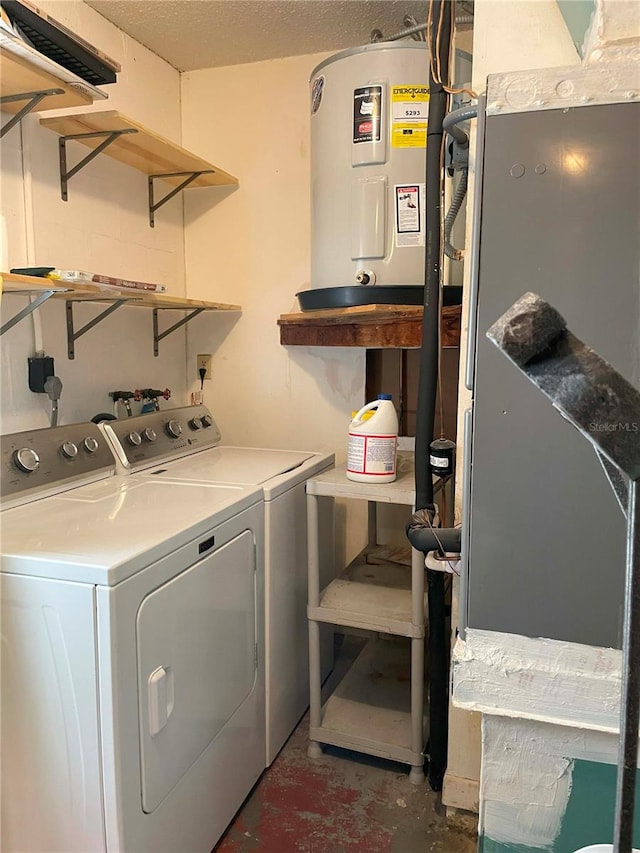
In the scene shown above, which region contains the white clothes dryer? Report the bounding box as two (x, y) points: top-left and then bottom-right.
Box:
(1, 421), (265, 853)
(101, 404), (335, 764)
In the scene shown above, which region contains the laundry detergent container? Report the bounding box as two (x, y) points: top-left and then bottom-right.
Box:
(300, 42), (429, 310)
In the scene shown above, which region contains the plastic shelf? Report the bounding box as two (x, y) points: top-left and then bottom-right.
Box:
(308, 545), (425, 638)
(309, 637), (427, 765)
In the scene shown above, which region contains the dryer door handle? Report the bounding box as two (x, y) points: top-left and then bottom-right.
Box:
(148, 666), (174, 737)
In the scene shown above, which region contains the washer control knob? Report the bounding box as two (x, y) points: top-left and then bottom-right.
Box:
(143, 427), (157, 443)
(127, 431), (142, 447)
(13, 447), (40, 473)
(188, 417), (202, 431)
(61, 440), (79, 459)
(166, 419), (182, 439)
(201, 414), (214, 429)
(84, 436), (99, 453)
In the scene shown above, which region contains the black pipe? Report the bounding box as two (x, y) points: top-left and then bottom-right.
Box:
(427, 569), (449, 789)
(406, 525), (461, 554)
(411, 0), (452, 793)
(415, 0), (450, 513)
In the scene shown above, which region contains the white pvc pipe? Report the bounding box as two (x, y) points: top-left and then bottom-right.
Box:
(20, 120), (44, 356)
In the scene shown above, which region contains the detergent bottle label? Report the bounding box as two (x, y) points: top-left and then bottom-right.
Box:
(347, 432), (397, 476)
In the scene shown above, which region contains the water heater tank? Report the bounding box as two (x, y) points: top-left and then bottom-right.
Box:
(300, 42), (429, 311)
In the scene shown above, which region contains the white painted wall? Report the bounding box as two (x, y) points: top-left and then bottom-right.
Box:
(181, 53), (366, 454)
(0, 0), (188, 432)
(182, 53), (369, 562)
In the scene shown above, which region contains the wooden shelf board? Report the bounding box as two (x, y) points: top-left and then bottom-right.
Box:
(40, 111), (239, 188)
(53, 292), (141, 303)
(0, 274), (241, 311)
(1, 271), (101, 295)
(310, 546), (425, 637)
(310, 637), (426, 764)
(278, 303), (461, 348)
(1, 35), (105, 114)
(280, 304), (424, 326)
(128, 293), (241, 311)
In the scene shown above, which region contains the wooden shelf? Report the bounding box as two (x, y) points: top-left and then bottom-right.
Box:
(1, 272), (240, 311)
(127, 293), (241, 311)
(1, 30), (107, 115)
(278, 303), (461, 348)
(40, 110), (238, 188)
(1, 271), (103, 338)
(1, 271), (101, 295)
(1, 272), (241, 352)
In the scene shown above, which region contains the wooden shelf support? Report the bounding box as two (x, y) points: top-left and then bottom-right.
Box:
(66, 298), (131, 359)
(153, 306), (205, 356)
(278, 304), (462, 349)
(0, 88), (63, 139)
(59, 128), (138, 201)
(0, 287), (57, 336)
(148, 171), (212, 227)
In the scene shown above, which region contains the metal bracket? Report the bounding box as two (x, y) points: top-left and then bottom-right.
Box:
(153, 307), (205, 356)
(0, 89), (64, 139)
(148, 171), (214, 227)
(66, 299), (128, 359)
(1, 290), (56, 336)
(59, 129), (138, 201)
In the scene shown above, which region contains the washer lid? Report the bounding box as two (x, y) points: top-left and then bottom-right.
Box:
(142, 447), (332, 497)
(0, 477), (262, 585)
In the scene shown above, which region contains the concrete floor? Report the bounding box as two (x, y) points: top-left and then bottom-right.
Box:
(215, 635), (478, 853)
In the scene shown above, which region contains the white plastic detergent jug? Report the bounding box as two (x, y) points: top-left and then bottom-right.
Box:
(347, 395), (399, 484)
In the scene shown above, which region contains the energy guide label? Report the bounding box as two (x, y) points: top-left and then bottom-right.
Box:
(391, 85), (429, 148)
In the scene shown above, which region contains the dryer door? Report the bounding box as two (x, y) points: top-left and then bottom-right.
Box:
(137, 529), (256, 813)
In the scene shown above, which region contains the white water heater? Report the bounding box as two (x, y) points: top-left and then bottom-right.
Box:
(300, 42), (429, 311)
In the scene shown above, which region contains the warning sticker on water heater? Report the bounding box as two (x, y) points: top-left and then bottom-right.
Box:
(353, 86), (382, 143)
(391, 85), (429, 148)
(395, 184), (425, 247)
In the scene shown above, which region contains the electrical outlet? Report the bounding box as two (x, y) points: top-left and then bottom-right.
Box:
(197, 354), (212, 378)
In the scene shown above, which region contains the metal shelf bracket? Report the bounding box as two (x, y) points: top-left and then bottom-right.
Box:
(0, 89), (64, 139)
(66, 298), (128, 359)
(59, 128), (138, 201)
(1, 289), (57, 336)
(148, 171), (214, 227)
(153, 307), (205, 356)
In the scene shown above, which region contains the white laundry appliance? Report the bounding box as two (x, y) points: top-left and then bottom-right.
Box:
(100, 403), (335, 765)
(0, 420), (265, 853)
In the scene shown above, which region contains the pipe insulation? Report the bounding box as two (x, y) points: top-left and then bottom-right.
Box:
(412, 0), (452, 793)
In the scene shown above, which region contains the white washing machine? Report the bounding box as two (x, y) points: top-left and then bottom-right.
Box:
(100, 404), (335, 765)
(0, 421), (265, 852)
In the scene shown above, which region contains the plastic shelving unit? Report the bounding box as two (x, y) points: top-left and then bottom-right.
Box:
(306, 451), (436, 784)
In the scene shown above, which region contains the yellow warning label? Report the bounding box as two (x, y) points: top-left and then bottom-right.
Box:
(391, 85), (429, 148)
